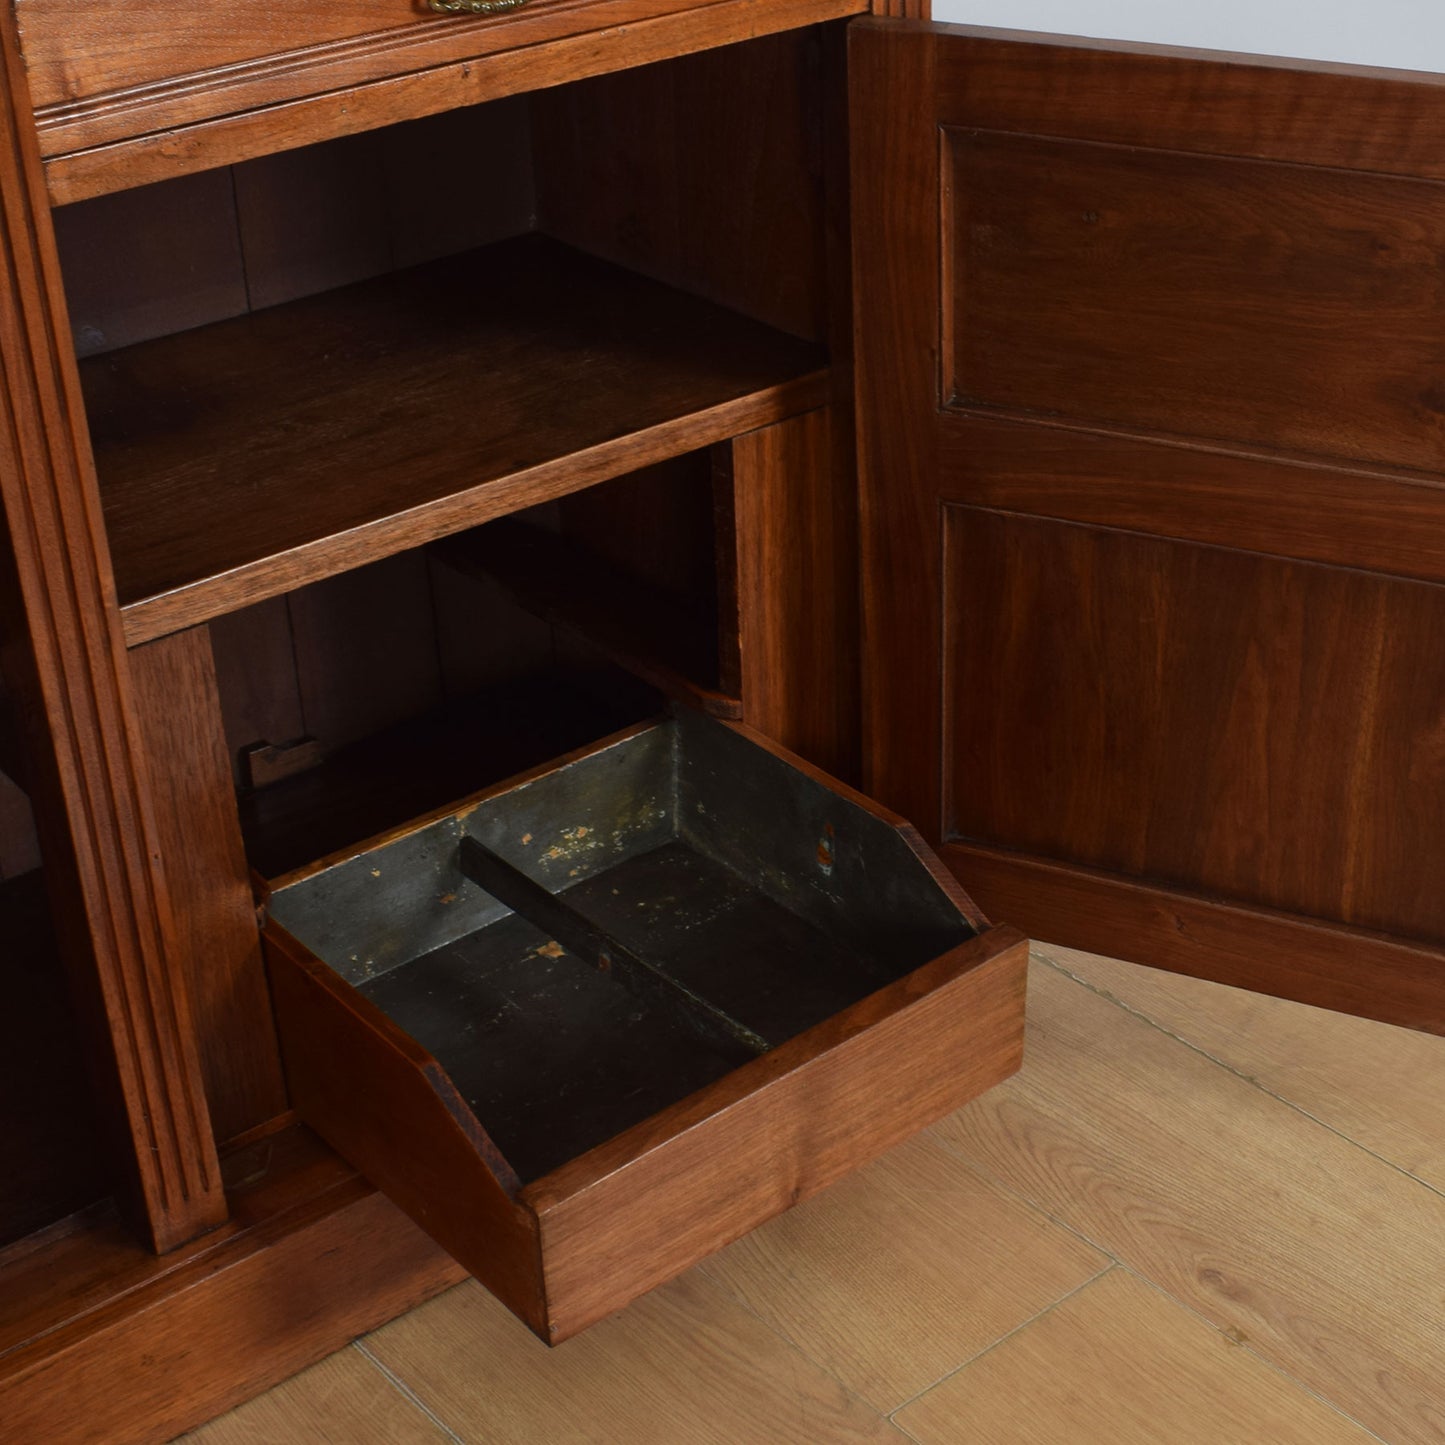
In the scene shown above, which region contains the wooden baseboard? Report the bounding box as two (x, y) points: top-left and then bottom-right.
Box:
(0, 1127), (464, 1445)
(944, 842), (1445, 1036)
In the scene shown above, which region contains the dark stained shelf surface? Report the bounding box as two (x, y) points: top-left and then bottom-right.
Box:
(81, 234), (827, 646)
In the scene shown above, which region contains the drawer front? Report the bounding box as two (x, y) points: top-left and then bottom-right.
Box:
(524, 927), (1028, 1340)
(262, 713), (1029, 1341)
(19, 0), (712, 107)
(19, 0), (723, 152)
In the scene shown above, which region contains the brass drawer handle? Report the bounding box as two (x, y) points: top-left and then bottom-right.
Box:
(427, 0), (530, 13)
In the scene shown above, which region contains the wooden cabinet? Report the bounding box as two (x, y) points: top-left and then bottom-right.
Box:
(4, 2), (1445, 1437)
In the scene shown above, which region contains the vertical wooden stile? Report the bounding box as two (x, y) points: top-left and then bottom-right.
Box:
(0, 5), (226, 1248)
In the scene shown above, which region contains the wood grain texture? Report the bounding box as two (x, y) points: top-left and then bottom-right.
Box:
(434, 516), (742, 718)
(928, 25), (1445, 179)
(896, 1268), (1374, 1445)
(40, 0), (868, 204)
(209, 597), (307, 788)
(78, 234), (826, 645)
(934, 960), (1445, 1445)
(286, 553), (444, 753)
(859, 24), (1445, 1028)
(525, 925), (1026, 1341)
(1043, 941), (1445, 1193)
(363, 1272), (904, 1445)
(127, 628), (287, 1145)
(51, 166), (247, 358)
(702, 1131), (1106, 1411)
(232, 131), (393, 312)
(729, 407), (860, 780)
(22, 0), (737, 148)
(555, 452), (722, 652)
(946, 129), (1445, 472)
(263, 923), (547, 1333)
(0, 1126), (341, 1353)
(940, 412), (1445, 588)
(850, 19), (941, 832)
(0, 3), (225, 1250)
(946, 842), (1445, 1035)
(945, 509), (1445, 941)
(0, 1128), (462, 1445)
(55, 101), (534, 364)
(532, 26), (830, 341)
(178, 1346), (453, 1445)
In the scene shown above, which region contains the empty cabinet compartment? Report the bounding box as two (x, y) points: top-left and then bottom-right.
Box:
(263, 708), (1027, 1342)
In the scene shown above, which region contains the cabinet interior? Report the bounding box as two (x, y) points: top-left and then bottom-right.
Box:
(0, 686), (111, 1249)
(46, 24), (843, 890)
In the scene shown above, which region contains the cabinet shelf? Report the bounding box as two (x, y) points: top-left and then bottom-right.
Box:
(433, 517), (740, 721)
(80, 234), (828, 647)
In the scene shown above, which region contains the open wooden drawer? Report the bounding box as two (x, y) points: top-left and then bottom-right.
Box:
(262, 706), (1027, 1342)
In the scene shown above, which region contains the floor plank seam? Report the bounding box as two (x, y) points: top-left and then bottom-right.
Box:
(1116, 1266), (1394, 1445)
(691, 1258), (900, 1429)
(351, 1337), (469, 1445)
(924, 1122), (1127, 1272)
(1030, 945), (1445, 1206)
(883, 1264), (1118, 1422)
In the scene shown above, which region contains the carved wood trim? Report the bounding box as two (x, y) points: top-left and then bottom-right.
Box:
(0, 5), (226, 1250)
(870, 0), (930, 16)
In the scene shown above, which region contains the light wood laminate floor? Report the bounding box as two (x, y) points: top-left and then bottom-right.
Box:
(179, 943), (1445, 1444)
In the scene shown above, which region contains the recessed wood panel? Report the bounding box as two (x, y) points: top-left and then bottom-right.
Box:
(944, 506), (1445, 941)
(947, 130), (1445, 471)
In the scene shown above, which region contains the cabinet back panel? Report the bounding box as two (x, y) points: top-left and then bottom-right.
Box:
(944, 505), (1445, 943)
(533, 28), (834, 340)
(54, 99), (535, 358)
(946, 129), (1445, 472)
(0, 772), (40, 878)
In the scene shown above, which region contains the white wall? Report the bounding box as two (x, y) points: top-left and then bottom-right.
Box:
(929, 1), (1445, 73)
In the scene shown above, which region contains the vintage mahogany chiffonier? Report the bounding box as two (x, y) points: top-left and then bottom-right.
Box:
(3, 0), (1445, 1436)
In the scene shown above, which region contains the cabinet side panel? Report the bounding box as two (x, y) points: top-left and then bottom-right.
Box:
(728, 407), (860, 782)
